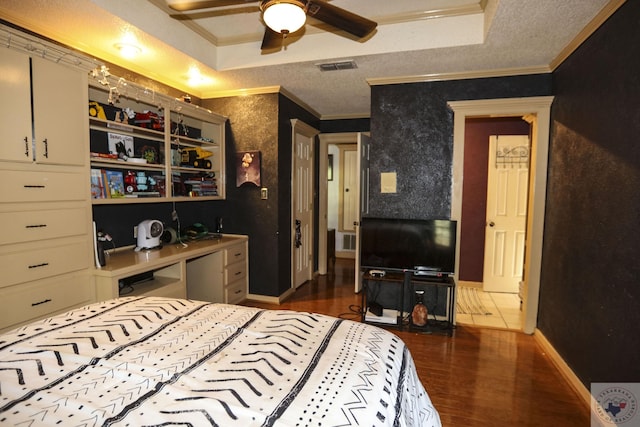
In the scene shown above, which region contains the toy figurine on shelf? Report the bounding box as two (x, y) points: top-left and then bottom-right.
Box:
(115, 141), (131, 160)
(124, 171), (137, 194)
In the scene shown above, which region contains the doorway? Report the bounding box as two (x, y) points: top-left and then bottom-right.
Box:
(318, 133), (358, 275)
(448, 97), (554, 334)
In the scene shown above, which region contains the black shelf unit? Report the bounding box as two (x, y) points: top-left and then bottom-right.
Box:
(361, 268), (456, 336)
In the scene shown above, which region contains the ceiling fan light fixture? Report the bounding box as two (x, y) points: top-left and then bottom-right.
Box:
(261, 0), (307, 34)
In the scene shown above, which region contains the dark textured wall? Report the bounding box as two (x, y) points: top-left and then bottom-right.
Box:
(459, 118), (530, 282)
(369, 74), (552, 220)
(366, 76), (550, 315)
(203, 94), (281, 296)
(540, 0), (640, 385)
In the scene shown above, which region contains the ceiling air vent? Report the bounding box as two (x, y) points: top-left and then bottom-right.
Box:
(317, 60), (357, 72)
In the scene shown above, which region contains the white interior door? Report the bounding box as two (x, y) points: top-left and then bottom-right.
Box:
(483, 135), (530, 293)
(291, 120), (317, 289)
(341, 149), (358, 232)
(354, 133), (370, 292)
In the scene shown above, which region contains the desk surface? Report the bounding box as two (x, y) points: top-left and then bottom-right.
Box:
(94, 234), (248, 278)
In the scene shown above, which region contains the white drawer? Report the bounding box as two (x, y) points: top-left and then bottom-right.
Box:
(0, 208), (89, 245)
(225, 278), (246, 305)
(224, 261), (246, 285)
(0, 170), (86, 203)
(224, 244), (246, 266)
(0, 273), (94, 331)
(2, 240), (91, 287)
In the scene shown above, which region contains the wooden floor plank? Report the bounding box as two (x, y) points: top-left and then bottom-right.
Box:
(243, 259), (589, 426)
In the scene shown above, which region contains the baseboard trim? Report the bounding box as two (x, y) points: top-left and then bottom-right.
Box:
(246, 287), (295, 305)
(534, 328), (591, 410)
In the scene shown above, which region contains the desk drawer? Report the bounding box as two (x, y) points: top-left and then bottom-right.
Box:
(0, 208), (89, 245)
(0, 170), (86, 203)
(224, 261), (246, 285)
(0, 273), (93, 331)
(2, 241), (91, 287)
(225, 279), (246, 305)
(224, 244), (246, 266)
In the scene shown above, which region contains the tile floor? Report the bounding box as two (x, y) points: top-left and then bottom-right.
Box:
(456, 288), (522, 330)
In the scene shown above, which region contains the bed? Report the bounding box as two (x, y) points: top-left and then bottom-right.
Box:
(0, 296), (441, 426)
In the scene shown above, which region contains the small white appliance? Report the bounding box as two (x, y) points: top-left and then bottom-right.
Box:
(136, 219), (163, 251)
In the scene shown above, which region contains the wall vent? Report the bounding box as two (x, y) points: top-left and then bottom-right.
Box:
(317, 60), (357, 72)
(342, 233), (356, 250)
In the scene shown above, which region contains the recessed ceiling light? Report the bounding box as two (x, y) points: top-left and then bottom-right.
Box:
(114, 42), (141, 59)
(187, 66), (213, 87)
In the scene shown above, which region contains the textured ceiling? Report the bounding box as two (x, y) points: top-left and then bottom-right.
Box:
(0, 0), (618, 118)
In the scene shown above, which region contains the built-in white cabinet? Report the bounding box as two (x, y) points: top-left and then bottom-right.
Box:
(0, 49), (86, 165)
(0, 48), (94, 333)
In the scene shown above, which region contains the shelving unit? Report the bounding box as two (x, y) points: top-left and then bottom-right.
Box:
(88, 78), (226, 204)
(360, 269), (456, 336)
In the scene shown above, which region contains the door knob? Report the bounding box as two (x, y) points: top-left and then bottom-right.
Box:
(488, 221), (495, 227)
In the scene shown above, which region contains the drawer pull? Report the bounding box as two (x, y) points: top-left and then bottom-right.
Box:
(234, 271), (242, 276)
(234, 290), (242, 294)
(25, 224), (48, 229)
(28, 262), (49, 269)
(42, 138), (49, 158)
(233, 252), (242, 257)
(31, 299), (52, 307)
(23, 185), (46, 189)
(24, 136), (29, 157)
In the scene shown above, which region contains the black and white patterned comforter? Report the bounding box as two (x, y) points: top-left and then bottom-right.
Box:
(0, 297), (441, 426)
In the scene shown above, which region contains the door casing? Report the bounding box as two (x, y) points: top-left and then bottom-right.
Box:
(449, 96), (554, 334)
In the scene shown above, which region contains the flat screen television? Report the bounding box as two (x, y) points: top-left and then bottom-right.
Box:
(360, 217), (457, 276)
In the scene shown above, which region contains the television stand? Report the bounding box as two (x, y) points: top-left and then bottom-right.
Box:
(360, 268), (455, 336)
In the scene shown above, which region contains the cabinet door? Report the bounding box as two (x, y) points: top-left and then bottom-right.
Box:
(31, 57), (86, 166)
(0, 49), (33, 163)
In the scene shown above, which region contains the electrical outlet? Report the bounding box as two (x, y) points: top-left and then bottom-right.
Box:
(133, 226), (137, 239)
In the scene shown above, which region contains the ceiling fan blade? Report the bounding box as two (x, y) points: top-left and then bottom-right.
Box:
(261, 27), (283, 50)
(168, 0), (258, 12)
(304, 0), (377, 38)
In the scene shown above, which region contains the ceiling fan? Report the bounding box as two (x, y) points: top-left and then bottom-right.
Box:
(167, 0), (378, 50)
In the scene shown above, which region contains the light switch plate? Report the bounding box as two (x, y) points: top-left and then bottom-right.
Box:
(261, 187), (268, 200)
(380, 172), (397, 193)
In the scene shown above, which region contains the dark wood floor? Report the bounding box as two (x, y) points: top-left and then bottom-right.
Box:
(244, 259), (590, 426)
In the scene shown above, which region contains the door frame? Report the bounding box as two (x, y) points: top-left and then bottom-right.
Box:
(290, 119), (319, 290)
(448, 96), (554, 334)
(318, 132), (358, 275)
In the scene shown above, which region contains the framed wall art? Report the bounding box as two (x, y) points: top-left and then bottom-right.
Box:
(236, 150), (261, 187)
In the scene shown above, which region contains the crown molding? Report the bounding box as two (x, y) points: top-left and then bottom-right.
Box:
(320, 112), (371, 121)
(202, 85), (282, 98)
(549, 0), (626, 71)
(202, 85), (322, 119)
(367, 66), (551, 87)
